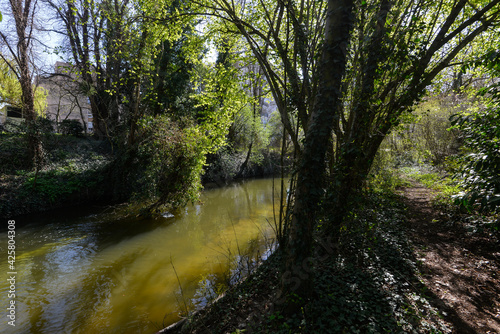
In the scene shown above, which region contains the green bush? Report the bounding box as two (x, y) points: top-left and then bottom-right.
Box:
(36, 117), (55, 134)
(451, 108), (500, 211)
(2, 118), (25, 133)
(451, 50), (500, 212)
(59, 119), (84, 136)
(0, 134), (30, 172)
(128, 115), (207, 213)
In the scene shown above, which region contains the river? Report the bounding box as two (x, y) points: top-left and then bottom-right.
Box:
(0, 178), (282, 333)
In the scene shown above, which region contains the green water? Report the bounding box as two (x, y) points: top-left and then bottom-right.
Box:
(0, 178), (282, 333)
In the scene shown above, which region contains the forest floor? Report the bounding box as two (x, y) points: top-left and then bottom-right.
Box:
(400, 184), (500, 334)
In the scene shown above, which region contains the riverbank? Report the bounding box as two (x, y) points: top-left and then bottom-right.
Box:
(0, 134), (114, 219)
(160, 185), (499, 333)
(0, 133), (284, 219)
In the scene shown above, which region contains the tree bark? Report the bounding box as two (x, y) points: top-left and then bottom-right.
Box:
(7, 0), (44, 169)
(281, 0), (354, 310)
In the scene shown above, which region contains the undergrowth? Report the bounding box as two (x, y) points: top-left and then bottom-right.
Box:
(0, 134), (112, 217)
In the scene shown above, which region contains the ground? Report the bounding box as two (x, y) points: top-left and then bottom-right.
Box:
(401, 184), (500, 334)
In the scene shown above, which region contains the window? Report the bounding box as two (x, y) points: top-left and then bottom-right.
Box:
(6, 106), (23, 118)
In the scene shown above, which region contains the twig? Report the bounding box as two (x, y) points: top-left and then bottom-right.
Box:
(170, 255), (189, 316)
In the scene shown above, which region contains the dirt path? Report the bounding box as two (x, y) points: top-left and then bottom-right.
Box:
(400, 185), (500, 334)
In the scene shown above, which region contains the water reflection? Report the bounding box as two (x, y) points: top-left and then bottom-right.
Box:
(0, 178), (282, 333)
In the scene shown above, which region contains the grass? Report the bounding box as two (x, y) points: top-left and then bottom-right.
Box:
(399, 165), (462, 208)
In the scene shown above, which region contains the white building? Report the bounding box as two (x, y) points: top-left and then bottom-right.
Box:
(36, 62), (93, 133)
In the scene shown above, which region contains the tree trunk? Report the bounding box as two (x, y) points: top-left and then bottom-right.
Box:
(281, 0), (354, 311)
(9, 0), (44, 169)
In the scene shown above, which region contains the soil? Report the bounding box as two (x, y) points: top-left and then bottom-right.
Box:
(400, 184), (500, 334)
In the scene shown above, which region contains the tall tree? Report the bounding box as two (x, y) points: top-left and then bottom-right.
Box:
(44, 0), (193, 142)
(194, 0), (500, 308)
(282, 0), (355, 305)
(326, 0), (500, 231)
(44, 0), (127, 138)
(0, 0), (45, 169)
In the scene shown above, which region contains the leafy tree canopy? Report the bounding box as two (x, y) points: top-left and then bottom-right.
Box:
(0, 57), (48, 116)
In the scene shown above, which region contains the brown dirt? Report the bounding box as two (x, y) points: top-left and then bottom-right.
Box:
(400, 184), (500, 334)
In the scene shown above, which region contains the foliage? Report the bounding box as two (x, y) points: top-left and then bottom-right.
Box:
(0, 135), (112, 217)
(148, 28), (205, 117)
(400, 166), (462, 208)
(0, 58), (48, 115)
(36, 117), (55, 134)
(452, 106), (500, 211)
(0, 134), (31, 173)
(451, 50), (500, 212)
(0, 116), (55, 135)
(231, 104), (270, 164)
(45, 0), (191, 138)
(1, 118), (26, 134)
(20, 140), (111, 203)
(204, 147), (240, 184)
(130, 116), (207, 213)
(367, 165), (411, 194)
(59, 119), (84, 136)
(385, 97), (462, 167)
(23, 168), (91, 203)
(192, 58), (249, 151)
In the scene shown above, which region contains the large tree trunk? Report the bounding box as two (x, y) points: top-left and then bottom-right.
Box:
(281, 0), (354, 310)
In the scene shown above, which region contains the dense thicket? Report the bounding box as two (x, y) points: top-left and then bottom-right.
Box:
(452, 50), (500, 212)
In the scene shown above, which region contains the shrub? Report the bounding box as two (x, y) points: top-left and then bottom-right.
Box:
(451, 107), (500, 211)
(2, 118), (25, 133)
(36, 117), (55, 134)
(128, 115), (207, 213)
(59, 119), (84, 136)
(451, 50), (500, 212)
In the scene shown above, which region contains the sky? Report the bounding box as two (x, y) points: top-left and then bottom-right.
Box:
(0, 1), (63, 73)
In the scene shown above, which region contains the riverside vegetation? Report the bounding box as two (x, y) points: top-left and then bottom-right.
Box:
(1, 0), (499, 333)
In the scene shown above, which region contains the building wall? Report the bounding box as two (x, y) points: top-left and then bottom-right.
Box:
(37, 62), (93, 132)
